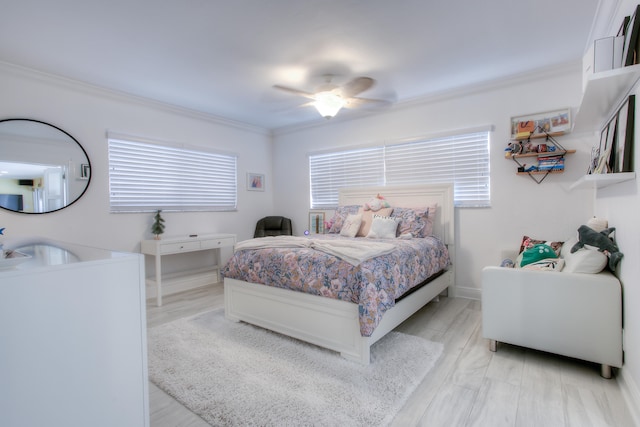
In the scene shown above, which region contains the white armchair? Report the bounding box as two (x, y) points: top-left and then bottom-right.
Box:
(482, 266), (623, 378)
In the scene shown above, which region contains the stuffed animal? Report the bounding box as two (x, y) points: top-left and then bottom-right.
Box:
(500, 258), (515, 268)
(570, 225), (623, 270)
(364, 194), (390, 211)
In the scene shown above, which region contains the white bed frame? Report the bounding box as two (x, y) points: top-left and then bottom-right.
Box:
(224, 183), (455, 364)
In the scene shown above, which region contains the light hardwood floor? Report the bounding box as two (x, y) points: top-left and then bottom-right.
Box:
(147, 284), (635, 426)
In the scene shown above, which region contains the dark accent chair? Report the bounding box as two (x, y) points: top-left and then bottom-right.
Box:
(254, 216), (293, 238)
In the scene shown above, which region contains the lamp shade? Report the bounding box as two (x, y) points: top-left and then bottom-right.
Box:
(313, 91), (345, 118)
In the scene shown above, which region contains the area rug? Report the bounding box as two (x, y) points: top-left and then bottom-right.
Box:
(147, 309), (443, 427)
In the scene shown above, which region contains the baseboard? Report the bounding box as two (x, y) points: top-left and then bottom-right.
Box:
(146, 274), (218, 300)
(619, 367), (640, 426)
(452, 285), (481, 300)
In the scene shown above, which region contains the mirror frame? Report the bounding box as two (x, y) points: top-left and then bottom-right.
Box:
(0, 118), (92, 214)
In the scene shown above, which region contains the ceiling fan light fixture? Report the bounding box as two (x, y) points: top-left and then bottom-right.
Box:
(313, 91), (345, 118)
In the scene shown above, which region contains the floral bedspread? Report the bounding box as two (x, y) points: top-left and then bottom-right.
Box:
(221, 234), (450, 337)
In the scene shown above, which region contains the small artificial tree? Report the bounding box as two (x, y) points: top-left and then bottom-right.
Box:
(151, 210), (165, 240)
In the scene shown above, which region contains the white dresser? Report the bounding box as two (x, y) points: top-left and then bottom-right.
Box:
(0, 239), (149, 427)
(141, 233), (236, 306)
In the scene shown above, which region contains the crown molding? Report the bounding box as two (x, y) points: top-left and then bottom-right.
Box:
(272, 60), (582, 136)
(0, 60), (270, 136)
(1, 58), (582, 139)
(396, 60), (581, 109)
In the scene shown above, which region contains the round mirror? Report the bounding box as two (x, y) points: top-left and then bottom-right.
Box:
(0, 119), (91, 214)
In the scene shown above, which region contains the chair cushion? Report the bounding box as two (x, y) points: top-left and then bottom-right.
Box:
(264, 217), (283, 229)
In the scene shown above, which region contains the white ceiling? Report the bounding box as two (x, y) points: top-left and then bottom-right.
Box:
(0, 162), (55, 179)
(0, 0), (602, 131)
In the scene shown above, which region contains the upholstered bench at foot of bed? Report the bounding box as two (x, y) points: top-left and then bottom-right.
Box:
(481, 266), (623, 378)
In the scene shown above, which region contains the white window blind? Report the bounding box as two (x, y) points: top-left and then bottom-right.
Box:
(108, 137), (237, 212)
(309, 130), (490, 208)
(309, 146), (385, 209)
(385, 131), (490, 207)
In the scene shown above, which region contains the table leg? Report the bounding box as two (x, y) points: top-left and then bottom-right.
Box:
(155, 252), (162, 306)
(215, 248), (221, 282)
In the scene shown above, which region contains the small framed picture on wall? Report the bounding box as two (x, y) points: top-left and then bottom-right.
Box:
(247, 173), (265, 191)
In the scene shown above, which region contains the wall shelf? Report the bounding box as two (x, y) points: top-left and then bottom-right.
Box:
(512, 131), (566, 141)
(569, 172), (636, 190)
(517, 170), (566, 176)
(506, 128), (572, 184)
(573, 64), (640, 133)
(506, 149), (576, 159)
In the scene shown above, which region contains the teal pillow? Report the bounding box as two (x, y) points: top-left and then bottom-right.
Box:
(521, 244), (558, 267)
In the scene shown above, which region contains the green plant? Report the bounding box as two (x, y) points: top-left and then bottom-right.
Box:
(151, 210), (165, 239)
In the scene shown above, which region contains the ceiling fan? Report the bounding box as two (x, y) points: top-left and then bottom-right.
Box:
(273, 75), (390, 119)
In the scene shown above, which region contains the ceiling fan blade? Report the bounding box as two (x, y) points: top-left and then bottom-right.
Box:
(273, 85), (317, 100)
(341, 77), (375, 98)
(343, 96), (391, 109)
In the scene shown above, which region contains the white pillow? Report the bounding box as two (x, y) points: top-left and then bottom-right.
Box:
(366, 215), (399, 239)
(340, 214), (363, 238)
(561, 237), (608, 274)
(356, 207), (393, 237)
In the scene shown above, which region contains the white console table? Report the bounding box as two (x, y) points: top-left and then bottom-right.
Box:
(141, 233), (236, 306)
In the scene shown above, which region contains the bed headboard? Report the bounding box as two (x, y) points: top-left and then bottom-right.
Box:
(338, 183), (454, 246)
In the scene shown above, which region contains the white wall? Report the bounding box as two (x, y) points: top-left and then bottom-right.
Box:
(594, 0), (640, 421)
(0, 63), (275, 254)
(272, 66), (595, 298)
(595, 108), (640, 422)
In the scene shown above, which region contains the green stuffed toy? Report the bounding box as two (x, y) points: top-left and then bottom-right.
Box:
(570, 225), (623, 270)
(521, 244), (558, 267)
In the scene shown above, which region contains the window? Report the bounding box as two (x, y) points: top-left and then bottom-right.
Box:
(309, 129), (490, 208)
(309, 146), (385, 209)
(108, 136), (237, 212)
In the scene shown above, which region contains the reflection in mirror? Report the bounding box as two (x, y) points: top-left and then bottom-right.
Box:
(0, 119), (91, 213)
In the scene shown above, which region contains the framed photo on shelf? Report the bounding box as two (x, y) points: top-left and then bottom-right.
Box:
(618, 15), (630, 37)
(615, 98), (629, 173)
(595, 115), (617, 174)
(619, 95), (635, 172)
(608, 124), (618, 174)
(587, 125), (605, 174)
(587, 146), (600, 175)
(510, 108), (571, 139)
(247, 173), (265, 191)
(623, 6), (640, 66)
(308, 211), (325, 234)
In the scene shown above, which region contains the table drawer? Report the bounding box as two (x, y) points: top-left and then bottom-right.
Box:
(201, 237), (235, 250)
(159, 241), (201, 254)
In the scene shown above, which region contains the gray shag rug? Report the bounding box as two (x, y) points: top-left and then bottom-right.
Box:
(147, 309), (443, 427)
